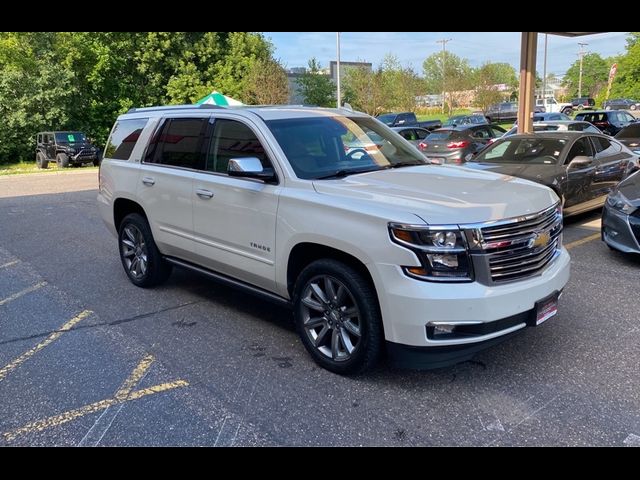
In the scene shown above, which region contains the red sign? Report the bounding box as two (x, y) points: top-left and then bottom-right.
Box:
(609, 63), (618, 79)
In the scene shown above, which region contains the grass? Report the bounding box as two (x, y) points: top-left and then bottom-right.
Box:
(0, 161), (98, 176)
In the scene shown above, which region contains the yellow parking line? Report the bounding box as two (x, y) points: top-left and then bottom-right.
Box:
(114, 354), (155, 401)
(0, 281), (47, 307)
(0, 260), (19, 269)
(2, 380), (188, 442)
(565, 233), (601, 250)
(0, 310), (92, 382)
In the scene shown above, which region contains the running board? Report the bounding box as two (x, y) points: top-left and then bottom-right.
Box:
(163, 256), (291, 308)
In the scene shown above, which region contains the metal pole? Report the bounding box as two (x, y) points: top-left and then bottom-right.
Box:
(436, 38), (451, 114)
(336, 32), (341, 109)
(542, 34), (548, 110)
(578, 42), (588, 98)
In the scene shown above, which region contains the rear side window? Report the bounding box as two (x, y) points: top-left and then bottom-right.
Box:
(148, 118), (207, 169)
(105, 118), (148, 160)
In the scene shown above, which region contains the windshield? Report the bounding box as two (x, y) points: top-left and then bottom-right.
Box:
(266, 116), (429, 180)
(55, 132), (86, 144)
(471, 137), (568, 165)
(443, 116), (465, 126)
(426, 130), (460, 141)
(376, 114), (396, 126)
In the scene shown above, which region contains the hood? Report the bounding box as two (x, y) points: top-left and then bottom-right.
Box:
(312, 165), (558, 225)
(617, 170), (640, 204)
(463, 162), (561, 187)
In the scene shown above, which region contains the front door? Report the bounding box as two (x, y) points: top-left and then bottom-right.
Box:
(590, 136), (627, 198)
(191, 117), (280, 292)
(563, 136), (597, 214)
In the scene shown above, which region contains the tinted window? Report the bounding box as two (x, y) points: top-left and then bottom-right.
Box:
(591, 136), (621, 156)
(105, 118), (148, 160)
(565, 138), (593, 163)
(414, 128), (429, 140)
(473, 137), (567, 164)
(377, 114), (396, 126)
(426, 130), (459, 141)
(149, 118), (206, 169)
(55, 132), (86, 144)
(398, 129), (418, 141)
(490, 127), (506, 137)
(266, 116), (427, 180)
(206, 119), (271, 174)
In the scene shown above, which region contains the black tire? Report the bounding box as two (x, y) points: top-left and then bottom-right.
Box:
(118, 213), (172, 288)
(562, 107), (573, 116)
(36, 152), (48, 169)
(292, 258), (383, 375)
(93, 158), (101, 167)
(630, 105), (637, 111)
(56, 153), (69, 168)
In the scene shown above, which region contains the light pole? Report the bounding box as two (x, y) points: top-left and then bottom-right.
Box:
(542, 34), (548, 110)
(578, 42), (588, 98)
(436, 38), (451, 114)
(336, 32), (341, 108)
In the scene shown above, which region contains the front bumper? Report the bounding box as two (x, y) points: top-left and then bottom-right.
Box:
(371, 247), (570, 350)
(602, 203), (640, 254)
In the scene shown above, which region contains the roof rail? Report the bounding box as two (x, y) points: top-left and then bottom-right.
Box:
(126, 104), (225, 114)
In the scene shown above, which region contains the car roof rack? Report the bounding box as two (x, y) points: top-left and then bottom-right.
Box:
(126, 104), (225, 113)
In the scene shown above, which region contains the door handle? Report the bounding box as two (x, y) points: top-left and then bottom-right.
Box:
(196, 189), (214, 199)
(142, 177), (155, 186)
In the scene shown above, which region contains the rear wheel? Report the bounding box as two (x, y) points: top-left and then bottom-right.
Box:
(56, 153), (69, 168)
(562, 107), (573, 116)
(605, 105), (612, 111)
(118, 213), (172, 288)
(630, 105), (637, 111)
(293, 259), (383, 375)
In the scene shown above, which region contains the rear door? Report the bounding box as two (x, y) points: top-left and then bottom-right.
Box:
(137, 117), (207, 261)
(590, 136), (627, 196)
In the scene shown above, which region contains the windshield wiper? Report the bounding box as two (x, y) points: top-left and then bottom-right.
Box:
(388, 161), (428, 169)
(315, 167), (384, 180)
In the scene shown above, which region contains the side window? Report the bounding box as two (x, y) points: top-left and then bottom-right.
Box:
(105, 118), (149, 161)
(592, 137), (621, 156)
(149, 118), (206, 169)
(623, 112), (636, 123)
(206, 119), (271, 174)
(490, 127), (505, 138)
(399, 129), (417, 141)
(415, 128), (429, 140)
(565, 138), (593, 163)
(37, 134), (42, 144)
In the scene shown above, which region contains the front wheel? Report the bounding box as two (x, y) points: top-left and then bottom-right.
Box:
(56, 153), (69, 168)
(118, 213), (172, 288)
(293, 259), (383, 375)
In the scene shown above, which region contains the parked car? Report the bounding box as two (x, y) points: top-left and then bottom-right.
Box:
(574, 110), (637, 136)
(98, 103), (570, 374)
(484, 102), (518, 123)
(376, 112), (442, 131)
(603, 98), (640, 111)
(35, 131), (100, 169)
(503, 120), (602, 137)
(442, 114), (488, 127)
(614, 123), (640, 154)
(535, 97), (573, 115)
(418, 124), (506, 164)
(602, 170), (640, 254)
(391, 126), (430, 147)
(571, 97), (595, 110)
(464, 132), (639, 216)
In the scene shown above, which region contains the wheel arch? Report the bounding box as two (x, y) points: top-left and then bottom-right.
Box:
(113, 198), (148, 232)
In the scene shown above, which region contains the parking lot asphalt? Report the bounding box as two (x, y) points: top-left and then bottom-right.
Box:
(1, 170), (639, 446)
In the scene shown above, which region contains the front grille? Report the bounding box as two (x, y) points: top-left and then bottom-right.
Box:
(480, 205), (562, 282)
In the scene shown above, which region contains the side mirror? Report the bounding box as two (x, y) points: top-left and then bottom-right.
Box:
(567, 155), (593, 169)
(227, 157), (276, 183)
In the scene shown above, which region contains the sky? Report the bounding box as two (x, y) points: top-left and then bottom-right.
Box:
(263, 32), (629, 78)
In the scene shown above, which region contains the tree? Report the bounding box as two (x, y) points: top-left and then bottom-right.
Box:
(422, 51), (473, 111)
(473, 62), (518, 110)
(380, 54), (421, 112)
(609, 34), (640, 101)
(342, 65), (385, 116)
(562, 52), (609, 98)
(244, 58), (289, 105)
(297, 58), (335, 107)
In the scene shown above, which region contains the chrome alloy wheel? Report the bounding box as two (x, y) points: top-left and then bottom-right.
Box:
(300, 275), (361, 362)
(121, 224), (148, 279)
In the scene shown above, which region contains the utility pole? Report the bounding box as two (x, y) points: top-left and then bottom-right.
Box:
(542, 34), (548, 110)
(436, 38), (451, 114)
(336, 32), (341, 109)
(578, 42), (588, 98)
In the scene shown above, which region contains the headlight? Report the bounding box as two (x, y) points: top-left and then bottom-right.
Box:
(607, 190), (637, 215)
(389, 224), (473, 282)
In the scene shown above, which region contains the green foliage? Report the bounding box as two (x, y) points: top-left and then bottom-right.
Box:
(562, 52), (609, 98)
(610, 36), (640, 101)
(0, 32), (275, 163)
(473, 62), (518, 110)
(422, 51), (473, 95)
(297, 58), (335, 107)
(244, 58), (289, 105)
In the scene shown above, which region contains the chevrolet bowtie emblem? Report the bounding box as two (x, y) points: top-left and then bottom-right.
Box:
(531, 231), (551, 249)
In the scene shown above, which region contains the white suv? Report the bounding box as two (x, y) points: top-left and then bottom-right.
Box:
(98, 104), (570, 374)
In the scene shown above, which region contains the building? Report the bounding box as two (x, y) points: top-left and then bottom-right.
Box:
(329, 61), (372, 84)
